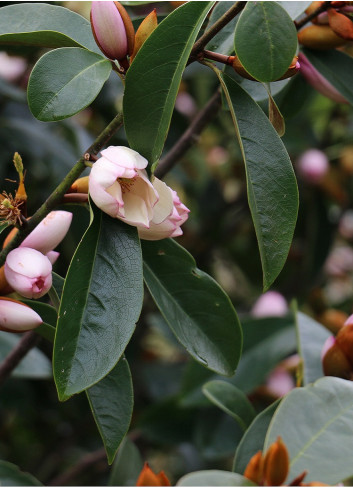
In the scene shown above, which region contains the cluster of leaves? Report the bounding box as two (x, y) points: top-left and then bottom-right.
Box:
(1, 0), (353, 486)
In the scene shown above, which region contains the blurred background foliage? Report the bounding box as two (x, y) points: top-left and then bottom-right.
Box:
(1, 1), (353, 485)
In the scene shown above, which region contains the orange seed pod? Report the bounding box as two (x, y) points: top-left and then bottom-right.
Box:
(263, 436), (290, 486)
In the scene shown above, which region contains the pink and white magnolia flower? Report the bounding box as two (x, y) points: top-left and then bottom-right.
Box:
(89, 146), (159, 228)
(298, 53), (347, 104)
(0, 297), (42, 332)
(89, 146), (190, 239)
(137, 178), (189, 240)
(4, 247), (52, 299)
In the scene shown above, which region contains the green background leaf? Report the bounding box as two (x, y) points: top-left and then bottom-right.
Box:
(87, 358), (133, 464)
(27, 47), (111, 121)
(202, 380), (256, 430)
(206, 2), (238, 55)
(234, 2), (297, 82)
(265, 377), (353, 484)
(177, 470), (254, 486)
(219, 73), (298, 289)
(108, 438), (143, 486)
(303, 48), (353, 106)
(0, 3), (98, 51)
(295, 311), (331, 385)
(233, 400), (280, 473)
(142, 239), (242, 376)
(53, 203), (143, 401)
(124, 1), (214, 170)
(0, 332), (51, 379)
(0, 460), (42, 486)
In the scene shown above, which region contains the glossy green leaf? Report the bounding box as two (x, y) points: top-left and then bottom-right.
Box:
(108, 438), (143, 486)
(53, 202), (143, 401)
(52, 272), (64, 300)
(0, 3), (98, 51)
(0, 223), (9, 235)
(87, 357), (133, 464)
(206, 2), (238, 55)
(0, 461), (42, 486)
(142, 239), (242, 376)
(28, 48), (111, 121)
(0, 332), (51, 379)
(124, 1), (214, 171)
(202, 380), (256, 430)
(265, 377), (353, 484)
(233, 400), (280, 473)
(234, 2), (297, 82)
(217, 72), (298, 289)
(177, 470), (254, 486)
(303, 48), (353, 106)
(295, 311), (331, 385)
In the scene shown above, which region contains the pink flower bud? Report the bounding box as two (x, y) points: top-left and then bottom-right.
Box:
(89, 146), (159, 228)
(0, 52), (26, 82)
(297, 149), (329, 184)
(137, 178), (189, 240)
(251, 291), (288, 318)
(4, 248), (52, 299)
(20, 211), (72, 255)
(298, 53), (348, 104)
(0, 297), (42, 332)
(46, 251), (60, 265)
(90, 1), (134, 61)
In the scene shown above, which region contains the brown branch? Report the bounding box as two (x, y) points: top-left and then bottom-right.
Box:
(48, 448), (107, 486)
(0, 331), (40, 386)
(189, 1), (246, 61)
(155, 91), (222, 179)
(295, 2), (332, 30)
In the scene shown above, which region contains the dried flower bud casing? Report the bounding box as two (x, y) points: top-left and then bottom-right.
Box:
(243, 450), (264, 485)
(263, 436), (289, 486)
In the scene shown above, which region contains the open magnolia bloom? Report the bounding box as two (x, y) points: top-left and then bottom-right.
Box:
(137, 178), (189, 240)
(89, 146), (189, 239)
(89, 146), (158, 228)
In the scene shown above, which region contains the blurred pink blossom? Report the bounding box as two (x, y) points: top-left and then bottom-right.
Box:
(0, 52), (26, 82)
(296, 149), (329, 184)
(251, 291), (288, 318)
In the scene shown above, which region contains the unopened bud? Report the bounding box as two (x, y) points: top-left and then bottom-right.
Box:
(327, 7), (353, 40)
(0, 297), (42, 333)
(68, 176), (89, 194)
(4, 247), (52, 299)
(322, 336), (352, 378)
(336, 316), (353, 366)
(136, 462), (171, 486)
(90, 1), (135, 62)
(298, 24), (347, 49)
(243, 451), (264, 485)
(130, 9), (158, 63)
(232, 55), (299, 81)
(263, 436), (289, 486)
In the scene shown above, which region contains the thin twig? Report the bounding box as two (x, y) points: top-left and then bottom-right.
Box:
(48, 447), (107, 486)
(295, 1), (332, 30)
(189, 1), (246, 61)
(0, 331), (40, 386)
(0, 113), (123, 267)
(155, 91), (222, 179)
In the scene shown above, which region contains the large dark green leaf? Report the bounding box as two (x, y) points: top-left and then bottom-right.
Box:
(217, 72), (298, 289)
(0, 332), (51, 379)
(0, 3), (98, 52)
(53, 202), (143, 401)
(303, 48), (353, 106)
(265, 377), (353, 484)
(202, 380), (256, 430)
(124, 1), (214, 171)
(142, 239), (242, 376)
(233, 400), (280, 473)
(177, 470), (254, 486)
(28, 48), (111, 122)
(87, 358), (133, 464)
(295, 311), (331, 385)
(234, 2), (297, 82)
(0, 460), (42, 486)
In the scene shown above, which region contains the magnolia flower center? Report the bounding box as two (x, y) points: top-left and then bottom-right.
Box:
(33, 278), (45, 293)
(118, 176), (137, 194)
